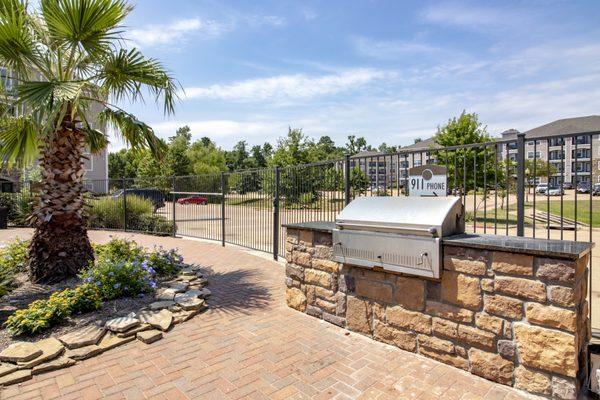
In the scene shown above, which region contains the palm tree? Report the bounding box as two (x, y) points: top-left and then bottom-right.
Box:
(0, 0), (177, 283)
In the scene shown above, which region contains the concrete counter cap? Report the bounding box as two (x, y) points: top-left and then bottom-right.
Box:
(444, 233), (593, 260)
(282, 221), (335, 233)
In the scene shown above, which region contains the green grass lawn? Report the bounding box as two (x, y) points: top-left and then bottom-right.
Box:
(528, 200), (600, 227)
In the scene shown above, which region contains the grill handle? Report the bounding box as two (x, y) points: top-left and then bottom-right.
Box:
(338, 223), (439, 236)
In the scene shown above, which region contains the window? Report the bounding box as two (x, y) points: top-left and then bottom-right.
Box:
(549, 150), (564, 160)
(413, 160), (422, 167)
(527, 151), (541, 159)
(574, 136), (590, 145)
(549, 138), (565, 146)
(572, 148), (591, 159)
(572, 161), (590, 173)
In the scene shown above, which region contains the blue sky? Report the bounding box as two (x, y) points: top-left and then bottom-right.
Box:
(114, 0), (600, 150)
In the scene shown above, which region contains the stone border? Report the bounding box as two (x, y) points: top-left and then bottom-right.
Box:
(0, 264), (211, 387)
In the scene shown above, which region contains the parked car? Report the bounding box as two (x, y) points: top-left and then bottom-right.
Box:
(577, 182), (591, 193)
(112, 188), (165, 210)
(177, 196), (208, 205)
(546, 186), (563, 196)
(562, 182), (574, 190)
(593, 183), (600, 196)
(535, 183), (548, 194)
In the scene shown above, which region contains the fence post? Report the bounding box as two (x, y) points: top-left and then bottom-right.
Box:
(273, 166), (280, 260)
(221, 172), (226, 247)
(122, 177), (127, 232)
(344, 154), (351, 205)
(516, 132), (526, 236)
(171, 175), (176, 237)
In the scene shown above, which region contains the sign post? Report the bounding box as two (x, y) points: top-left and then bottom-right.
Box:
(408, 165), (447, 197)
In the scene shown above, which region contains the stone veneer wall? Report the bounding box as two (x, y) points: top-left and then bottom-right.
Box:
(284, 227), (590, 399)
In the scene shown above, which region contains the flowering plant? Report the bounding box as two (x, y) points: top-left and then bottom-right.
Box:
(145, 246), (183, 277)
(81, 257), (156, 301)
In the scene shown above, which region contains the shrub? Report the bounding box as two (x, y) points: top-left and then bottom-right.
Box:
(88, 195), (173, 233)
(94, 238), (144, 264)
(5, 284), (101, 335)
(145, 247), (183, 277)
(81, 257), (157, 300)
(0, 192), (31, 225)
(0, 239), (29, 297)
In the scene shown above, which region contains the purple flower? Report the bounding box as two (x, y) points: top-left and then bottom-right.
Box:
(113, 283), (121, 289)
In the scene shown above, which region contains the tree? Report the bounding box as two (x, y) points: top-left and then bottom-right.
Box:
(345, 135), (368, 155)
(434, 111), (496, 192)
(0, 0), (177, 283)
(166, 126), (192, 176)
(187, 138), (227, 174)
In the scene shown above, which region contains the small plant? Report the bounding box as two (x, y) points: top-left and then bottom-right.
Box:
(0, 239), (29, 297)
(94, 238), (144, 264)
(5, 284), (101, 335)
(146, 247), (183, 277)
(82, 257), (157, 301)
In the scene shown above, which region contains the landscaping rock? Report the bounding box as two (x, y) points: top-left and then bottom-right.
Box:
(116, 324), (152, 338)
(0, 369), (31, 386)
(167, 282), (188, 292)
(17, 338), (64, 369)
(64, 345), (103, 361)
(98, 332), (135, 351)
(198, 288), (211, 299)
(138, 309), (173, 331)
(106, 315), (140, 333)
(137, 329), (162, 344)
(0, 342), (43, 363)
(0, 363), (18, 378)
(32, 357), (76, 375)
(178, 297), (205, 311)
(59, 325), (106, 349)
(173, 309), (199, 324)
(155, 288), (177, 301)
(149, 300), (175, 310)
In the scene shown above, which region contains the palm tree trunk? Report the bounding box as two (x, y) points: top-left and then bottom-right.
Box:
(28, 114), (94, 284)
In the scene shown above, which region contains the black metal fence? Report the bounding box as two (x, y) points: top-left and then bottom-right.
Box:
(1, 132), (598, 322)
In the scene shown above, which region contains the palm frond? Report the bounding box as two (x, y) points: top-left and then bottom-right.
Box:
(0, 0), (37, 76)
(98, 48), (178, 115)
(16, 80), (87, 107)
(41, 0), (131, 58)
(98, 108), (166, 159)
(0, 115), (39, 168)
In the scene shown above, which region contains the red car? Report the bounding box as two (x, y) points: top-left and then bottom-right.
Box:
(177, 196), (208, 205)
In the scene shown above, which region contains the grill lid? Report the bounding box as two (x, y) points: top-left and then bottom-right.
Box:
(336, 196), (464, 237)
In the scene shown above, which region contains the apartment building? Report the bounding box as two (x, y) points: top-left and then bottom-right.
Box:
(349, 116), (599, 190)
(0, 66), (109, 193)
(499, 116), (600, 186)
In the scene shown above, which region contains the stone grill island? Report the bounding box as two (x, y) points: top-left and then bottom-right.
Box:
(283, 219), (593, 399)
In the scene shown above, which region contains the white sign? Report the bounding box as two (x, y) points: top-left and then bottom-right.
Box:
(408, 165), (447, 197)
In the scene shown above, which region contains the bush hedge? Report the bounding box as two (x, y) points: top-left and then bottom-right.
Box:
(88, 195), (174, 234)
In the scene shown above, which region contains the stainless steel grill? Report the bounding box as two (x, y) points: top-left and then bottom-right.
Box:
(333, 197), (464, 278)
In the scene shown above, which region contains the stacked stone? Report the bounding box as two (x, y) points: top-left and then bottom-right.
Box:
(284, 226), (590, 400)
(285, 228), (346, 327)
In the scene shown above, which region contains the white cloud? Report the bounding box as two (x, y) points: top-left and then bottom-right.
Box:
(353, 37), (439, 59)
(245, 15), (286, 28)
(183, 68), (396, 101)
(128, 17), (228, 47)
(420, 2), (526, 31)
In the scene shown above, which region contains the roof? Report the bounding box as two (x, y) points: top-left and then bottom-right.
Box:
(503, 115), (600, 140)
(401, 137), (439, 151)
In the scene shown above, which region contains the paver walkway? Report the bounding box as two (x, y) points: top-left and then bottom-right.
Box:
(0, 229), (533, 399)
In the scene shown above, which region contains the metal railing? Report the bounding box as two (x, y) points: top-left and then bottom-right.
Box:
(1, 131), (598, 324)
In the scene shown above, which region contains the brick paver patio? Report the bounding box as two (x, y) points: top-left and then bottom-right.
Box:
(0, 229), (533, 399)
